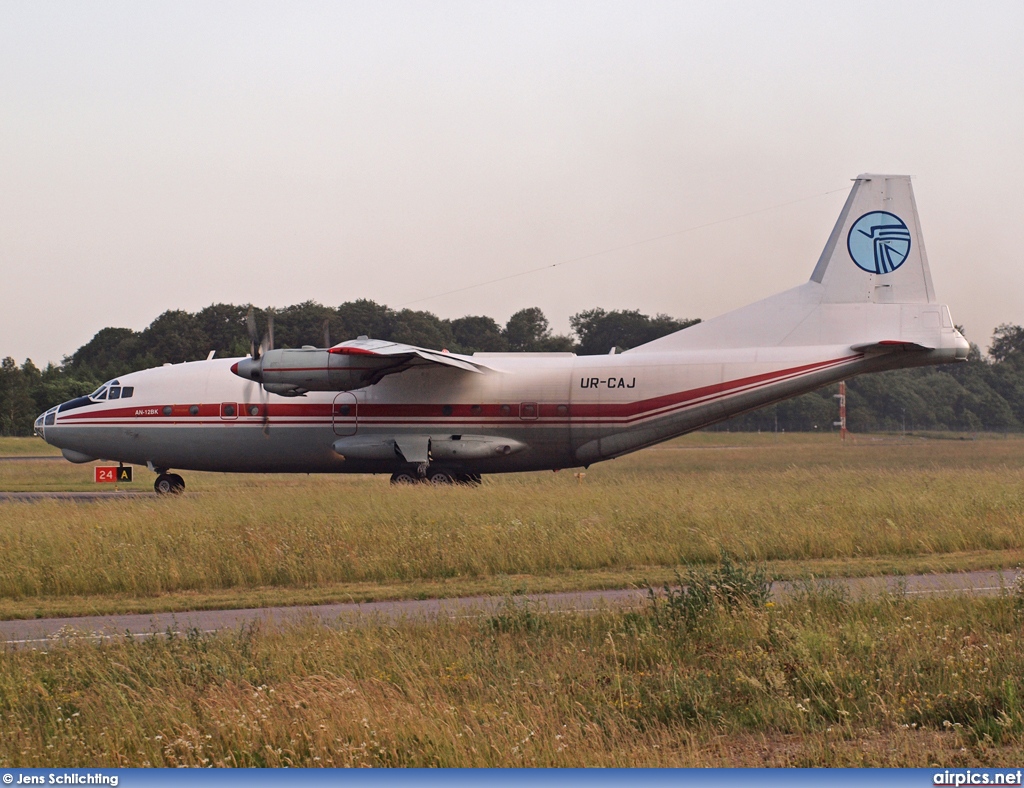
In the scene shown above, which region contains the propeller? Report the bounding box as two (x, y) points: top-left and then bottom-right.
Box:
(246, 307), (260, 360)
(323, 318), (331, 349)
(244, 306), (274, 436)
(259, 309), (274, 435)
(245, 306), (276, 358)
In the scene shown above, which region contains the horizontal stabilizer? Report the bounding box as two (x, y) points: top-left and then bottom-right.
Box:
(851, 340), (933, 354)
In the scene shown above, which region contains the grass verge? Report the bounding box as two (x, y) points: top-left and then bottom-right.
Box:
(2, 434), (1023, 619)
(0, 549), (1022, 621)
(2, 587), (1023, 766)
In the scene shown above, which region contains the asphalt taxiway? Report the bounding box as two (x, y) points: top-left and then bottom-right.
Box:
(0, 491), (155, 501)
(0, 569), (1018, 648)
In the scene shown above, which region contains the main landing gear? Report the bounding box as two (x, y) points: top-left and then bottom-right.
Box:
(389, 470), (482, 486)
(154, 473), (185, 495)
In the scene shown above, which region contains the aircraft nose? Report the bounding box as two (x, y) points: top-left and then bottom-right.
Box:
(34, 406), (58, 441)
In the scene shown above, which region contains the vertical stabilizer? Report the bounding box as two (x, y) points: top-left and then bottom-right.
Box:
(629, 173), (957, 354)
(810, 174), (935, 304)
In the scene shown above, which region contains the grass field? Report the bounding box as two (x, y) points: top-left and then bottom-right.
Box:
(0, 437), (61, 456)
(1, 588), (1023, 766)
(2, 432), (1024, 766)
(0, 433), (1022, 619)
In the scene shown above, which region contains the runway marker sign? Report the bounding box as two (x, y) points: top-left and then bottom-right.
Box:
(95, 466), (132, 483)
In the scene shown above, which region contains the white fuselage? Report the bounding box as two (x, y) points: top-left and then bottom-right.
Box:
(35, 340), (950, 476)
(34, 174), (973, 478)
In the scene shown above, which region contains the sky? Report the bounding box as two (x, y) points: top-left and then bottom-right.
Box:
(1, 0), (1022, 365)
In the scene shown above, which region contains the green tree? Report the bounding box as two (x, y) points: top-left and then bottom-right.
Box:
(0, 358), (40, 436)
(31, 363), (94, 422)
(64, 327), (144, 380)
(504, 308), (573, 352)
(450, 316), (508, 353)
(388, 309), (455, 350)
(570, 308), (699, 355)
(336, 300), (395, 341)
(267, 302), (337, 349)
(989, 324), (1024, 363)
(195, 303), (250, 357)
(139, 310), (209, 365)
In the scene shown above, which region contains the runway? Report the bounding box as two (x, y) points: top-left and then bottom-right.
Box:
(1, 569), (1018, 648)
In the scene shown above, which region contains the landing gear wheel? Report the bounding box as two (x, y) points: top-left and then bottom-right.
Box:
(154, 473), (185, 495)
(455, 473), (482, 486)
(426, 469), (456, 485)
(390, 471), (420, 485)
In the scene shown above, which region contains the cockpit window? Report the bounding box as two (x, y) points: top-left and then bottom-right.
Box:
(90, 379), (127, 401)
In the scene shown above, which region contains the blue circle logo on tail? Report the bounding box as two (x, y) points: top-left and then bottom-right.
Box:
(847, 211), (912, 274)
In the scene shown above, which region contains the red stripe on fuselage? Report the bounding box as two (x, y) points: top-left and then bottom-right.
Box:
(56, 354), (859, 427)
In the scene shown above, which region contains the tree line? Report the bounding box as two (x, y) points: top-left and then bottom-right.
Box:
(2, 300), (1023, 438)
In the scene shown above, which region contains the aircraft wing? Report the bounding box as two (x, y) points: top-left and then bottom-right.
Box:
(329, 338), (492, 384)
(851, 340), (933, 354)
(233, 339), (494, 395)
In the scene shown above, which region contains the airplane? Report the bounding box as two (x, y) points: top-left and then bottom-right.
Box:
(35, 174), (969, 494)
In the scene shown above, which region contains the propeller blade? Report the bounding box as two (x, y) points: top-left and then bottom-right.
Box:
(323, 318), (331, 349)
(246, 307), (260, 359)
(267, 309), (275, 352)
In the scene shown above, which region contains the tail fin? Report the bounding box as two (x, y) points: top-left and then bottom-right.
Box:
(811, 173), (935, 305)
(629, 174), (956, 354)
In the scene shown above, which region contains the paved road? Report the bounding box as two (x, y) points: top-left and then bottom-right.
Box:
(0, 455), (63, 461)
(0, 491), (155, 502)
(1, 569), (1018, 648)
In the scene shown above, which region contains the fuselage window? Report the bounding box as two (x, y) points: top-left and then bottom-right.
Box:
(93, 387), (108, 400)
(109, 387), (121, 399)
(121, 387), (134, 398)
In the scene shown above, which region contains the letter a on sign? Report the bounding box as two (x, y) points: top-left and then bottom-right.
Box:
(117, 467), (133, 482)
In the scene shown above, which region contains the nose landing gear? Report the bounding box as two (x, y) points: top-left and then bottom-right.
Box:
(154, 473), (185, 495)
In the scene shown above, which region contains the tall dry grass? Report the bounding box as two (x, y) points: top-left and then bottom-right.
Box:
(1, 589), (1022, 766)
(1, 435), (1022, 602)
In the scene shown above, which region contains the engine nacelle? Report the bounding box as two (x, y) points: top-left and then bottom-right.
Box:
(232, 348), (397, 393)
